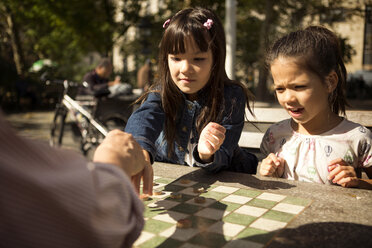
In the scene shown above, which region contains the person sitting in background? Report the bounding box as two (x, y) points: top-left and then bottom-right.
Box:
(0, 109), (148, 248)
(137, 59), (153, 92)
(79, 58), (131, 97)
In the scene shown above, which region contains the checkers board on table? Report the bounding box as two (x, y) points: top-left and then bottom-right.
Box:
(134, 176), (311, 248)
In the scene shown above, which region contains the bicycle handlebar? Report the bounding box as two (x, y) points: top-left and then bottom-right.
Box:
(63, 94), (108, 136)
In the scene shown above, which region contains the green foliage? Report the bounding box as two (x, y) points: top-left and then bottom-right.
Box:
(0, 0), (364, 99)
(233, 0), (363, 97)
(0, 0), (117, 80)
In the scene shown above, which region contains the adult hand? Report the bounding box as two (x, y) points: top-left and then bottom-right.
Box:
(93, 130), (146, 177)
(108, 76), (121, 86)
(259, 153), (285, 177)
(131, 150), (153, 196)
(197, 122), (226, 162)
(114, 75), (121, 84)
(327, 158), (359, 187)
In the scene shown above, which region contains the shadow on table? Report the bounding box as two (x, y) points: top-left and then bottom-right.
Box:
(187, 168), (296, 190)
(257, 222), (372, 248)
(150, 175), (230, 247)
(234, 176), (296, 190)
(148, 170), (296, 247)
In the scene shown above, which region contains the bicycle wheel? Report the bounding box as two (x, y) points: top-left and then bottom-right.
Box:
(102, 114), (128, 131)
(81, 121), (105, 159)
(49, 107), (67, 147)
(81, 115), (128, 160)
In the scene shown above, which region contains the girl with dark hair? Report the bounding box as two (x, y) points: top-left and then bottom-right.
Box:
(125, 7), (257, 195)
(260, 26), (372, 189)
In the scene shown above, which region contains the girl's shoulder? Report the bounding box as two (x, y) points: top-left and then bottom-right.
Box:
(143, 91), (161, 102)
(269, 118), (371, 138)
(223, 83), (245, 99)
(337, 118), (372, 138)
(224, 82), (243, 92)
(267, 119), (292, 134)
(137, 91), (163, 109)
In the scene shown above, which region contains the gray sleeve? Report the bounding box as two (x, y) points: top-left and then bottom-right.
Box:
(260, 128), (272, 156)
(0, 116), (144, 248)
(89, 162), (145, 248)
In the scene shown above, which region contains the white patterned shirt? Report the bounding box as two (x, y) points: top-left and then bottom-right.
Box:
(260, 118), (372, 184)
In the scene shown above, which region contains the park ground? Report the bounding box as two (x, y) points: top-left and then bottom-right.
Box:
(4, 98), (372, 157)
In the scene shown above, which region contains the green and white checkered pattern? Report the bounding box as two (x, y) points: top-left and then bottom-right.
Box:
(134, 176), (311, 248)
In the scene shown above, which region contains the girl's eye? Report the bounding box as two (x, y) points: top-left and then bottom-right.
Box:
(295, 85), (306, 90)
(194, 57), (206, 61)
(275, 87), (284, 92)
(170, 57), (181, 62)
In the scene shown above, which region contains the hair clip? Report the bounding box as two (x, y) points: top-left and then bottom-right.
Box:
(163, 19), (171, 28)
(203, 19), (213, 30)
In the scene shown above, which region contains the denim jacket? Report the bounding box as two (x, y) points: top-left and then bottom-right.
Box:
(125, 84), (247, 173)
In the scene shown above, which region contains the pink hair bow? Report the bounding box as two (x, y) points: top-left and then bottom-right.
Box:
(163, 19), (170, 28)
(203, 19), (213, 30)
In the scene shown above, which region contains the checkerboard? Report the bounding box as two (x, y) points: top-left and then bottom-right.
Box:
(134, 176), (312, 248)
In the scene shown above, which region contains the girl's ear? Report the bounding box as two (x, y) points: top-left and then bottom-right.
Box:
(326, 71), (338, 93)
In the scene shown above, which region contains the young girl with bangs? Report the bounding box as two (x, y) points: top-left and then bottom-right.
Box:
(260, 26), (372, 189)
(125, 7), (258, 195)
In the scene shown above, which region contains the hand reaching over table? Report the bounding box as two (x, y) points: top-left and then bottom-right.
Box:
(197, 122), (226, 163)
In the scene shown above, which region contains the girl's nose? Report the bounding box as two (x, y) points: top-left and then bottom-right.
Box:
(180, 60), (193, 74)
(283, 90), (296, 103)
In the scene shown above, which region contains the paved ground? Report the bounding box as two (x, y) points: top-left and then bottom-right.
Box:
(5, 110), (82, 155)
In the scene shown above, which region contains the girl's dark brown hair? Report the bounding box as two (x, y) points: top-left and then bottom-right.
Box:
(266, 25), (348, 115)
(137, 7), (254, 156)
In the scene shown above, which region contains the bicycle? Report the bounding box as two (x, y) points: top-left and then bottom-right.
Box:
(48, 79), (136, 157)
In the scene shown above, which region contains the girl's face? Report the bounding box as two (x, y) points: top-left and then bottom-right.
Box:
(271, 57), (336, 134)
(168, 37), (213, 101)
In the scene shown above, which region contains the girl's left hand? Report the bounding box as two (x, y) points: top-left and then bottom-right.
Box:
(327, 158), (359, 188)
(198, 122), (226, 163)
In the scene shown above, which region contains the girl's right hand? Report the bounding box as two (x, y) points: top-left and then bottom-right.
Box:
(259, 153), (285, 177)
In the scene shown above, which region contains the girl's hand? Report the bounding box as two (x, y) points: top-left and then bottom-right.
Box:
(197, 122), (226, 163)
(131, 150), (154, 195)
(327, 158), (358, 188)
(259, 153), (285, 177)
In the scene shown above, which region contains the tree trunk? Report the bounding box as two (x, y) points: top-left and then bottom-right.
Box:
(256, 0), (274, 101)
(4, 4), (25, 76)
(184, 0), (191, 8)
(225, 0), (237, 80)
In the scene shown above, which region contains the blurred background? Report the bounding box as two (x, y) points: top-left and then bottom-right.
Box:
(1, 0), (371, 113)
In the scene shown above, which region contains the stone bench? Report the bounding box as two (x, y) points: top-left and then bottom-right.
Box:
(239, 107), (372, 150)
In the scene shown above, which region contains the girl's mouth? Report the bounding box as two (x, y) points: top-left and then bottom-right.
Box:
(288, 108), (304, 117)
(180, 78), (194, 84)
